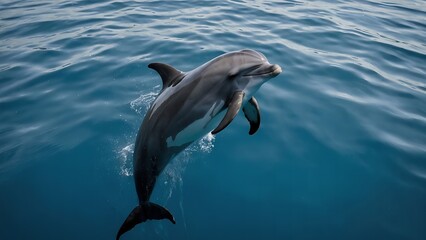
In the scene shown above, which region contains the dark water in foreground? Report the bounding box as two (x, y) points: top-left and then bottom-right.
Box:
(1, 0), (425, 239)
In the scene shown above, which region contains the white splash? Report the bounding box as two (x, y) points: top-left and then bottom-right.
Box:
(198, 133), (215, 153)
(130, 85), (160, 115)
(118, 144), (134, 177)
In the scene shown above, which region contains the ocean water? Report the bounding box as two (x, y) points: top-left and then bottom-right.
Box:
(1, 0), (425, 239)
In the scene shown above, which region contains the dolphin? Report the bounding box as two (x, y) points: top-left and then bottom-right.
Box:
(116, 49), (282, 239)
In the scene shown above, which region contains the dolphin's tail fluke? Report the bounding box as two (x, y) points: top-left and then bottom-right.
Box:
(116, 202), (176, 240)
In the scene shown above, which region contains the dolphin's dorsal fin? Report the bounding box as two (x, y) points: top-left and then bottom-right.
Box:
(148, 63), (184, 90)
(211, 91), (245, 135)
(242, 97), (261, 135)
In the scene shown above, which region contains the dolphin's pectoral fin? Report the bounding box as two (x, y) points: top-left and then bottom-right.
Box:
(116, 202), (175, 240)
(211, 91), (244, 135)
(243, 97), (261, 135)
(148, 63), (185, 90)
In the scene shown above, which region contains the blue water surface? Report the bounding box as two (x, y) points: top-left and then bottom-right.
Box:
(1, 0), (425, 239)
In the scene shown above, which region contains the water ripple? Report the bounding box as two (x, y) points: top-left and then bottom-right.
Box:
(0, 0), (425, 239)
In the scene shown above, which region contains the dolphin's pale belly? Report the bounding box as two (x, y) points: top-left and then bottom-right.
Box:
(166, 101), (225, 147)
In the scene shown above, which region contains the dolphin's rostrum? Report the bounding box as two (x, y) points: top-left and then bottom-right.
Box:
(117, 49), (282, 239)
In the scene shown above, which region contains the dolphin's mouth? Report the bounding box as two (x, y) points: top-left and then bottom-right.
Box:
(243, 64), (282, 77)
